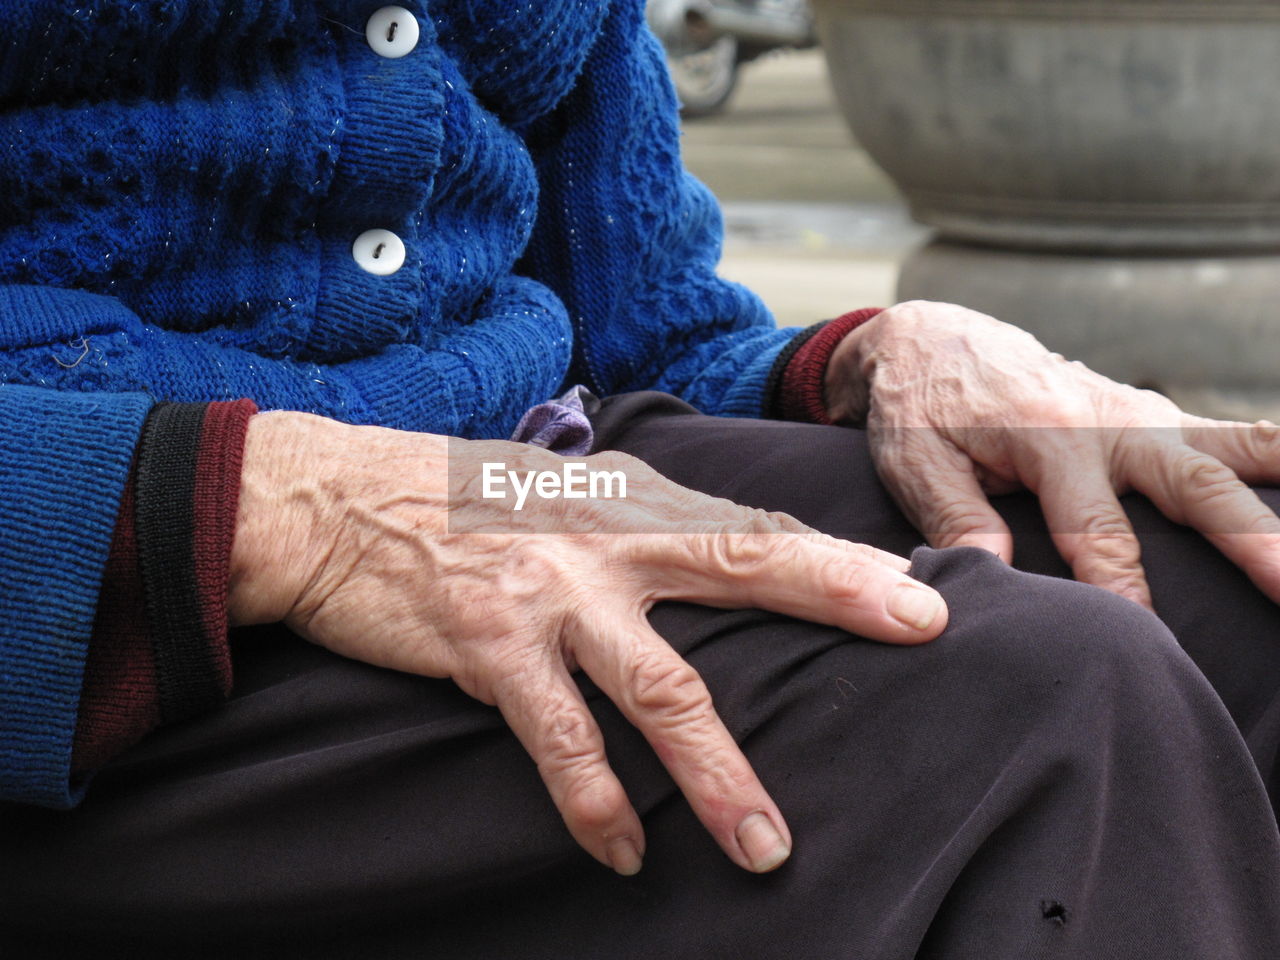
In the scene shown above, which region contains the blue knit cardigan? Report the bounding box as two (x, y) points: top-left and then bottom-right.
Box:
(0, 0), (799, 806)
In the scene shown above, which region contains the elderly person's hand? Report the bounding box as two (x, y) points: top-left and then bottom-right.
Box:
(226, 411), (948, 876)
(825, 300), (1280, 610)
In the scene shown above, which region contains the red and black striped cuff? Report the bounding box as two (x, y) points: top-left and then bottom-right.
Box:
(767, 307), (883, 424)
(73, 399), (256, 772)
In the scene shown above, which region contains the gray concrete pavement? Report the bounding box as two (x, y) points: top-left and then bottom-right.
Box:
(679, 50), (927, 327)
(679, 49), (894, 206)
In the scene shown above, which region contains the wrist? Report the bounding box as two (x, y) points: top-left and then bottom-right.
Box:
(775, 307), (883, 425)
(228, 410), (345, 627)
(823, 310), (890, 425)
(227, 412), (452, 628)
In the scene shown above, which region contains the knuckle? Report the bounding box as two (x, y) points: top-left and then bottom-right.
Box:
(1255, 419), (1280, 440)
(538, 707), (600, 773)
(756, 508), (809, 535)
(1029, 405), (1092, 436)
(927, 500), (996, 541)
(560, 774), (628, 833)
(723, 506), (787, 536)
(703, 531), (773, 574)
(1078, 519), (1142, 566)
(826, 555), (874, 604)
(703, 508), (820, 564)
(842, 540), (883, 565)
(1133, 387), (1177, 413)
(488, 540), (576, 599)
(630, 655), (712, 722)
(679, 740), (759, 801)
(1175, 452), (1242, 502)
(710, 755), (761, 799)
(1250, 419), (1280, 453)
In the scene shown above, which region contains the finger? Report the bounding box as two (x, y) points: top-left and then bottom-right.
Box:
(1033, 457), (1153, 609)
(752, 509), (912, 574)
(874, 432), (1015, 563)
(1128, 442), (1280, 604)
(635, 528), (947, 644)
(1182, 415), (1280, 485)
(642, 475), (916, 575)
(573, 611), (792, 874)
(491, 654), (647, 877)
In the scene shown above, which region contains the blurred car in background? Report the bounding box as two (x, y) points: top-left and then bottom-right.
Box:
(646, 0), (817, 116)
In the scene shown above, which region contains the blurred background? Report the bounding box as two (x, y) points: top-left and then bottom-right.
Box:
(655, 0), (1280, 421)
(679, 48), (919, 329)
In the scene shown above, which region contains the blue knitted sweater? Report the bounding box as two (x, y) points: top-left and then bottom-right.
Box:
(0, 0), (797, 806)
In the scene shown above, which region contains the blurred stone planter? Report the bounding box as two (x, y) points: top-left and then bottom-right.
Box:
(810, 0), (1280, 415)
(811, 0), (1280, 251)
(897, 244), (1280, 418)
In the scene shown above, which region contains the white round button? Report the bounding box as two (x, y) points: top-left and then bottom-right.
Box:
(352, 229), (406, 276)
(366, 6), (420, 59)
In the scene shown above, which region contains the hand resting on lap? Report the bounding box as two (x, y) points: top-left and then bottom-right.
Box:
(227, 412), (948, 877)
(826, 300), (1280, 610)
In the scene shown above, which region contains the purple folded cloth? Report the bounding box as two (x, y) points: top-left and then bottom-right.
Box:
(509, 385), (598, 456)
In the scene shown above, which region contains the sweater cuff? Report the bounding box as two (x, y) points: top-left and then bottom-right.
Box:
(771, 307), (883, 424)
(73, 399), (257, 772)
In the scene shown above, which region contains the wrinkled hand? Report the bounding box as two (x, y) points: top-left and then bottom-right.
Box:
(228, 411), (947, 876)
(825, 300), (1280, 609)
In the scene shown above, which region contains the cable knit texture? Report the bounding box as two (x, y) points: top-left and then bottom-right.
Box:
(0, 0), (791, 433)
(0, 0), (800, 806)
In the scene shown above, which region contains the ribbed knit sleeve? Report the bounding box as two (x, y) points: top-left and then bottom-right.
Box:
(767, 308), (885, 424)
(519, 0), (802, 419)
(73, 400), (255, 774)
(0, 382), (151, 808)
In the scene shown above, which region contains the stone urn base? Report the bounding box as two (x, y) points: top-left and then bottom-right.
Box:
(898, 241), (1280, 420)
(811, 0), (1280, 252)
(812, 0), (1280, 416)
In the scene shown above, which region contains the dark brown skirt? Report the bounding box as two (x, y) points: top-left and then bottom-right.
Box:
(4, 392), (1279, 958)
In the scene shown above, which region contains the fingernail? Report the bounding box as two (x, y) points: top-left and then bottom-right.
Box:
(607, 837), (643, 877)
(736, 812), (790, 873)
(887, 583), (943, 631)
